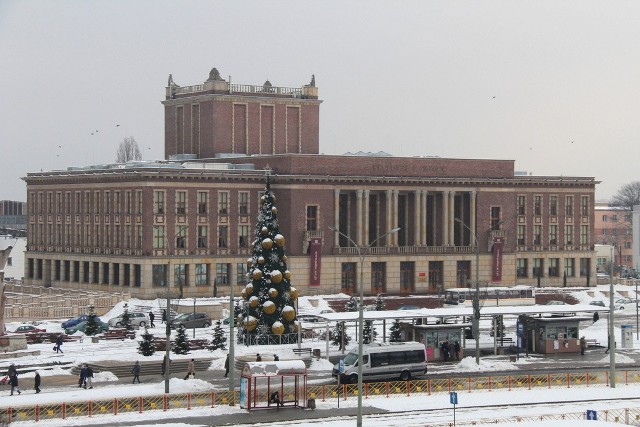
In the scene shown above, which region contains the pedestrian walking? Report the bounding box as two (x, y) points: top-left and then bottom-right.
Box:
(593, 311), (599, 323)
(85, 364), (94, 389)
(580, 336), (587, 356)
(453, 341), (461, 360)
(149, 311), (155, 328)
(79, 364), (87, 388)
(161, 354), (169, 376)
(224, 354), (230, 377)
(132, 361), (141, 384)
(8, 364), (20, 395)
(605, 334), (610, 354)
(184, 358), (195, 379)
(54, 335), (63, 353)
(161, 309), (167, 324)
(34, 370), (41, 394)
(256, 353), (262, 362)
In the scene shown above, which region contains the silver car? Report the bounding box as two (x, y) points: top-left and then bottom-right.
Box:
(108, 311), (150, 328)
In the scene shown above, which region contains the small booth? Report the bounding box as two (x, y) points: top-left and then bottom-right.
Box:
(410, 323), (469, 362)
(530, 316), (591, 354)
(240, 360), (308, 411)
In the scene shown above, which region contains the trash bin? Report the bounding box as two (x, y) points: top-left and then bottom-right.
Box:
(307, 398), (316, 410)
(312, 348), (321, 359)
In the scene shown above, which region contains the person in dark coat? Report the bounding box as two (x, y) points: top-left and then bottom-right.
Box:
(161, 354), (169, 376)
(273, 354), (279, 361)
(34, 370), (41, 393)
(593, 311), (599, 323)
(256, 353), (262, 362)
(161, 310), (167, 324)
(453, 341), (461, 360)
(132, 361), (141, 384)
(79, 364), (87, 388)
(224, 354), (230, 377)
(8, 364), (20, 395)
(55, 335), (64, 353)
(85, 364), (94, 389)
(149, 311), (155, 328)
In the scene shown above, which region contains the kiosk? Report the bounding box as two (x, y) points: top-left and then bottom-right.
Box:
(240, 360), (308, 411)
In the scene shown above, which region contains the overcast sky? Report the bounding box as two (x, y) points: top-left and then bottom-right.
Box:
(2, 1), (639, 202)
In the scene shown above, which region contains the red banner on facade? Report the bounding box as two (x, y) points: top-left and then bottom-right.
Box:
(491, 236), (504, 282)
(309, 238), (322, 286)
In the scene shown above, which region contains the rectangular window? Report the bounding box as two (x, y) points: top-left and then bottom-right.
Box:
(135, 225), (142, 248)
(516, 259), (528, 278)
(125, 191), (132, 214)
(401, 261), (416, 293)
(153, 225), (165, 249)
(236, 263), (247, 285)
(174, 264), (187, 287)
(65, 192), (71, 213)
(612, 214), (618, 222)
(94, 191), (101, 214)
(306, 205), (318, 231)
(114, 224), (120, 247)
(195, 264), (209, 286)
(239, 192), (249, 215)
(625, 241), (632, 249)
(56, 192), (62, 213)
(565, 196), (573, 216)
(104, 191), (110, 214)
(533, 258), (544, 277)
(372, 262), (386, 294)
(176, 225), (187, 249)
(517, 225), (526, 245)
(218, 192), (229, 215)
(197, 191), (208, 215)
(580, 225), (589, 245)
(152, 265), (167, 287)
(549, 225), (558, 245)
(218, 225), (228, 248)
(153, 191), (165, 214)
(565, 258), (575, 277)
(534, 195), (542, 216)
(176, 191), (187, 215)
(549, 196), (558, 216)
(580, 195), (589, 216)
(490, 207), (502, 230)
(238, 225), (249, 248)
(197, 225), (208, 248)
(565, 225), (574, 245)
(548, 258), (559, 277)
(114, 191), (121, 214)
(602, 214), (608, 222)
(216, 263), (230, 285)
(580, 258), (590, 277)
(75, 191), (81, 213)
(125, 225), (132, 248)
(136, 190), (143, 214)
(533, 225), (542, 245)
(517, 195), (526, 215)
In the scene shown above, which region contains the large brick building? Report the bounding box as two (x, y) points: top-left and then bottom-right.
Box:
(594, 203), (633, 268)
(22, 68), (599, 298)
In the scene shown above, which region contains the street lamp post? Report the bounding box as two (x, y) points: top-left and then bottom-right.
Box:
(329, 225), (400, 427)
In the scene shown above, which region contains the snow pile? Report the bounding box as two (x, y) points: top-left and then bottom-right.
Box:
(599, 352), (635, 364)
(454, 356), (516, 372)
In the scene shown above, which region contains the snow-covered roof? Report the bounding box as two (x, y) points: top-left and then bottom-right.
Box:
(241, 360), (306, 376)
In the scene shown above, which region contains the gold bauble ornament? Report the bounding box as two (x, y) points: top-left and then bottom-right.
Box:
(244, 316), (257, 332)
(262, 238), (273, 249)
(272, 195), (276, 202)
(260, 195), (266, 204)
(240, 288), (247, 299)
(252, 269), (262, 281)
(282, 255), (288, 262)
(271, 206), (277, 215)
(282, 305), (296, 321)
(268, 288), (278, 298)
(246, 258), (253, 268)
(289, 287), (299, 300)
(245, 283), (254, 295)
(262, 301), (276, 314)
(271, 270), (283, 284)
(271, 322), (284, 335)
(283, 270), (291, 280)
(258, 256), (265, 265)
(261, 226), (269, 235)
(249, 296), (259, 308)
(274, 234), (285, 247)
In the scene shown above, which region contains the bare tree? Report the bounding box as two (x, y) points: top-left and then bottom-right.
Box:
(115, 136), (142, 163)
(610, 181), (640, 210)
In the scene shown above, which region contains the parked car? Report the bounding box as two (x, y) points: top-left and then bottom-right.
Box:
(298, 315), (322, 323)
(544, 300), (565, 305)
(65, 319), (109, 334)
(589, 300), (606, 307)
(615, 298), (634, 305)
(398, 305), (422, 310)
(62, 314), (101, 329)
(10, 325), (46, 334)
(170, 312), (212, 329)
(108, 312), (150, 328)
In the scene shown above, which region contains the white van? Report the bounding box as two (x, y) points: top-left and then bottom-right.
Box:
(333, 341), (427, 383)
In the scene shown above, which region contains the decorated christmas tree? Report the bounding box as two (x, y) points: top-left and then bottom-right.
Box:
(389, 319), (402, 342)
(345, 296), (358, 312)
(374, 294), (385, 311)
(240, 176), (299, 344)
(138, 326), (156, 356)
(173, 324), (190, 355)
(363, 320), (377, 344)
(331, 321), (351, 350)
(120, 303), (132, 330)
(210, 320), (227, 351)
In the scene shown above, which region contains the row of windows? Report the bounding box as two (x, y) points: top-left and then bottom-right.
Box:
(30, 223), (144, 248)
(601, 214), (632, 222)
(152, 190), (250, 216)
(151, 262), (248, 287)
(516, 195), (590, 217)
(30, 190), (144, 215)
(516, 257), (591, 278)
(516, 224), (590, 246)
(152, 225), (251, 249)
(27, 259), (142, 287)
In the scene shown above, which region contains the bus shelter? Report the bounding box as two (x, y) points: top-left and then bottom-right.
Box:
(240, 360), (308, 411)
(411, 323), (469, 361)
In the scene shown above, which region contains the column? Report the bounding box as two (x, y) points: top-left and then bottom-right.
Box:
(363, 190), (370, 246)
(470, 190), (477, 248)
(60, 260), (66, 283)
(449, 191), (456, 246)
(386, 190), (393, 244)
(393, 190), (399, 246)
(442, 191), (449, 246)
(414, 190), (421, 246)
(333, 189), (340, 246)
(109, 262), (115, 285)
(130, 263), (137, 288)
(356, 190), (363, 246)
(98, 262), (104, 285)
(421, 190), (428, 246)
(69, 260), (76, 283)
(89, 262), (95, 284)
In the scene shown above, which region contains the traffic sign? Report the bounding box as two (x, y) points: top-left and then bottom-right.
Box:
(516, 320), (524, 337)
(449, 391), (458, 405)
(338, 359), (345, 374)
(586, 409), (597, 420)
